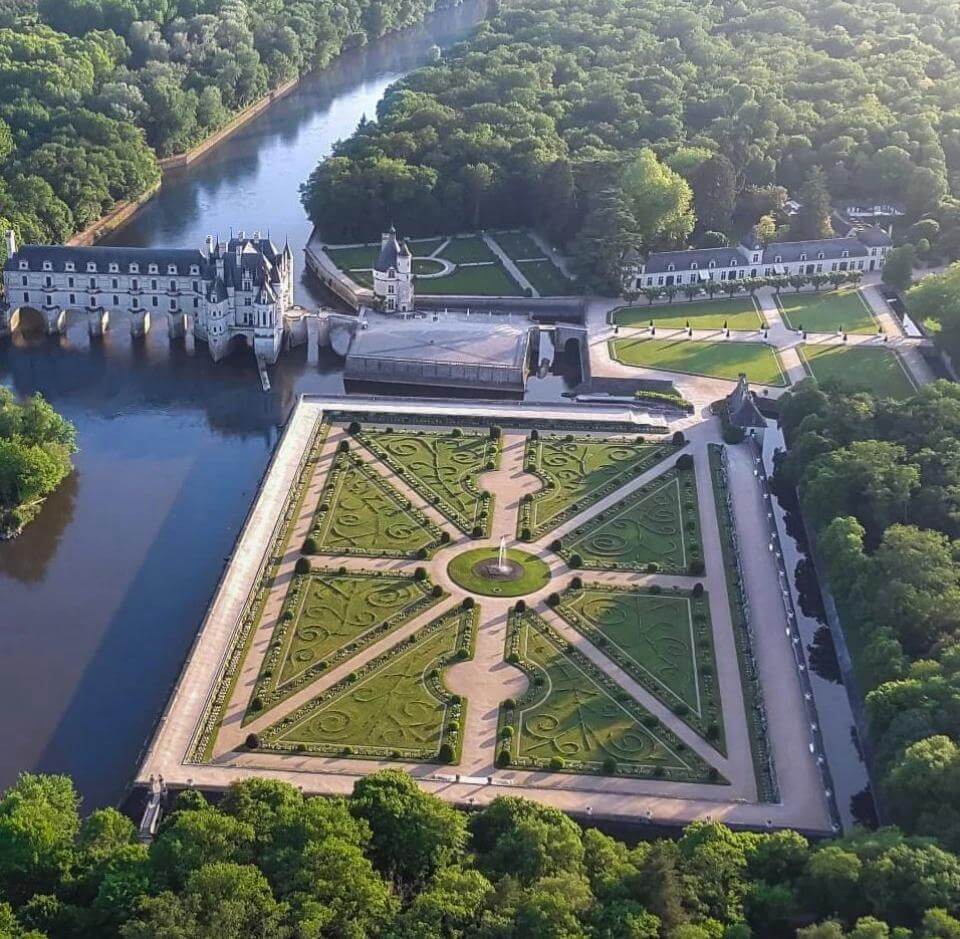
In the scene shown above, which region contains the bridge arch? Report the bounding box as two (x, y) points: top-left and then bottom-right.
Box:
(9, 305), (47, 335)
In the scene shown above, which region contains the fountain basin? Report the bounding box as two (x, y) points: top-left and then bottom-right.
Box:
(447, 547), (551, 598)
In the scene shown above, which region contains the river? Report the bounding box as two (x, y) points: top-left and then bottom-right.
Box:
(0, 0), (571, 809)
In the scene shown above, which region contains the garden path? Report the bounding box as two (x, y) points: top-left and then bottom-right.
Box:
(482, 233), (538, 297)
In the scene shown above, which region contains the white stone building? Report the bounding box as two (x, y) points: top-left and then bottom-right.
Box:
(636, 225), (892, 290)
(372, 225), (414, 313)
(1, 230), (294, 363)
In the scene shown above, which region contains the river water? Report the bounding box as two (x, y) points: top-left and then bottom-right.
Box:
(0, 0), (565, 809)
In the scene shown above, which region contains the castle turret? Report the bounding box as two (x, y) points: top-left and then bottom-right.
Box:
(372, 225), (414, 313)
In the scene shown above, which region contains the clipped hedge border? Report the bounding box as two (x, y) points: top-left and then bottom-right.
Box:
(554, 581), (725, 755)
(517, 434), (679, 539)
(556, 462), (702, 575)
(708, 443), (779, 802)
(244, 568), (445, 723)
(497, 607), (725, 784)
(259, 605), (478, 764)
(311, 448), (445, 558)
(356, 426), (500, 535)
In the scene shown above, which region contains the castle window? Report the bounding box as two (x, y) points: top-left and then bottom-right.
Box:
(170, 299), (176, 310)
(113, 295), (118, 305)
(18, 261), (27, 270)
(131, 279), (138, 290)
(152, 297), (158, 307)
(151, 279), (157, 290)
(132, 298), (138, 308)
(109, 263), (118, 272)
(68, 277), (74, 288)
(20, 276), (26, 286)
(190, 265), (199, 275)
(42, 261), (52, 271)
(111, 278), (118, 289)
(44, 276), (51, 287)
(690, 262), (698, 270)
(129, 263), (139, 273)
(774, 255), (782, 263)
(86, 262), (96, 272)
(842, 250), (849, 258)
(708, 260), (716, 268)
(45, 295), (52, 306)
(69, 294), (76, 304)
(89, 278), (95, 289)
(667, 263), (675, 272)
(65, 262), (75, 272)
(730, 259), (738, 266)
(193, 299), (199, 308)
(817, 252), (824, 259)
(148, 264), (158, 274)
(170, 280), (176, 291)
(799, 253), (807, 261)
(389, 269), (396, 279)
(22, 291), (28, 303)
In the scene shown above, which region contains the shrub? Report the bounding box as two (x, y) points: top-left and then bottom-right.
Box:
(722, 424), (745, 444)
(296, 743), (306, 753)
(472, 525), (483, 538)
(500, 725), (514, 739)
(348, 420), (361, 434)
(489, 425), (501, 439)
(347, 671), (358, 682)
(485, 461), (494, 470)
(302, 536), (317, 554)
(645, 562), (659, 573)
(431, 584), (443, 598)
(550, 538), (562, 552)
(448, 720), (459, 732)
(692, 582), (704, 597)
(414, 566), (427, 581)
(250, 695), (263, 712)
(570, 576), (582, 590)
(672, 430), (686, 446)
(337, 440), (349, 453)
(456, 647), (469, 660)
(674, 702), (689, 716)
(496, 749), (510, 768)
(520, 527), (531, 541)
(676, 453), (694, 470)
(513, 599), (526, 613)
(522, 493), (533, 504)
(708, 721), (720, 740)
(506, 652), (520, 664)
(462, 596), (475, 610)
(294, 557), (311, 575)
(438, 742), (455, 763)
(530, 428), (539, 440)
(440, 530), (450, 544)
(245, 733), (260, 749)
(569, 553), (583, 569)
(504, 697), (516, 709)
(547, 592), (560, 607)
(689, 559), (705, 576)
(416, 546), (428, 560)
(602, 756), (618, 775)
(549, 756), (565, 771)
(342, 746), (353, 755)
(282, 610), (294, 622)
(452, 428), (462, 437)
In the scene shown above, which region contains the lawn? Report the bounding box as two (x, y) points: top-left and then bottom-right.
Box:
(610, 337), (787, 386)
(614, 298), (763, 331)
(517, 259), (574, 296)
(358, 428), (498, 534)
(262, 606), (475, 761)
(799, 344), (917, 399)
(413, 258), (446, 276)
(520, 435), (675, 538)
(439, 235), (497, 264)
(491, 230), (544, 260)
(408, 238), (446, 257)
(777, 289), (876, 334)
(325, 244), (378, 270)
(447, 547), (551, 598)
(558, 462), (702, 575)
(415, 262), (524, 296)
(248, 571), (439, 716)
(500, 610), (718, 780)
(555, 585), (724, 752)
(311, 451), (444, 557)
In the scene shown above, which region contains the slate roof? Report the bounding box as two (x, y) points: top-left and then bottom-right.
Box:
(726, 374), (766, 429)
(763, 237), (868, 263)
(643, 247), (747, 274)
(4, 245), (207, 275)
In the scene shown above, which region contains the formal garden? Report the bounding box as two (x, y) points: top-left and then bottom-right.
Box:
(614, 297), (764, 331)
(798, 344), (917, 399)
(777, 287), (876, 334)
(259, 605), (476, 762)
(555, 459), (703, 575)
(609, 336), (788, 386)
(518, 433), (677, 538)
(498, 608), (720, 781)
(553, 584), (724, 751)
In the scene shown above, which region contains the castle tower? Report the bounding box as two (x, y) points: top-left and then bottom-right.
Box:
(372, 225), (414, 313)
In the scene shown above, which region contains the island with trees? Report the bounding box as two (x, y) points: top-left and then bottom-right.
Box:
(0, 389), (76, 539)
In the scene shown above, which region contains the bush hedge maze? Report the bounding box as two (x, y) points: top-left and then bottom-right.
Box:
(559, 463), (702, 574)
(554, 585), (725, 752)
(519, 435), (675, 538)
(358, 428), (498, 534)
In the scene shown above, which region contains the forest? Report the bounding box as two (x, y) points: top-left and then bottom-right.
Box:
(0, 0), (437, 256)
(0, 390), (76, 539)
(774, 379), (960, 856)
(301, 0), (960, 289)
(2, 769), (960, 938)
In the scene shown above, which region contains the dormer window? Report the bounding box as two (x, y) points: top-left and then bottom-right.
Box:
(18, 261), (27, 270)
(817, 252), (824, 259)
(87, 262), (96, 272)
(799, 253), (807, 261)
(389, 269), (396, 278)
(167, 265), (177, 275)
(42, 261), (52, 271)
(708, 260), (716, 269)
(690, 262), (698, 270)
(667, 263), (675, 272)
(730, 259), (738, 266)
(842, 250), (849, 258)
(129, 263), (139, 273)
(148, 264), (158, 273)
(109, 263), (118, 272)
(65, 262), (75, 272)
(774, 255), (782, 263)
(189, 265), (199, 275)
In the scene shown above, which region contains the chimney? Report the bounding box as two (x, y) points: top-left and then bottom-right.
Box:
(5, 229), (16, 259)
(205, 235), (214, 258)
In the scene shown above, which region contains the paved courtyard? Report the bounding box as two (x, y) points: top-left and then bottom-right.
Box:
(138, 396), (834, 833)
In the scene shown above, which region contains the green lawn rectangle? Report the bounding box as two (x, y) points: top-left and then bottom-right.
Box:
(491, 230), (544, 260)
(415, 262), (524, 296)
(777, 289), (876, 334)
(799, 344), (917, 399)
(610, 337), (787, 386)
(408, 238), (445, 257)
(439, 235), (497, 264)
(325, 244), (379, 270)
(517, 259), (573, 296)
(614, 298), (763, 331)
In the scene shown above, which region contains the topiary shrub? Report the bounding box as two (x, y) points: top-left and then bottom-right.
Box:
(549, 756), (565, 771)
(438, 742), (455, 763)
(489, 425), (501, 439)
(520, 527), (531, 541)
(550, 538), (562, 552)
(440, 531), (450, 544)
(500, 725), (514, 739)
(723, 424), (745, 444)
(506, 652), (520, 664)
(503, 697), (516, 709)
(250, 695), (263, 712)
(530, 429), (539, 440)
(496, 749), (511, 768)
(689, 559), (705, 576)
(414, 566), (427, 581)
(513, 599), (526, 613)
(416, 546), (429, 560)
(294, 557), (311, 575)
(448, 720), (459, 732)
(649, 584), (661, 595)
(692, 582), (704, 598)
(676, 453), (694, 470)
(431, 584), (443, 598)
(547, 592), (560, 607)
(645, 562), (659, 574)
(472, 525), (483, 538)
(570, 576), (582, 590)
(569, 553), (583, 569)
(245, 733), (260, 749)
(348, 420), (361, 434)
(451, 428), (462, 437)
(602, 756), (618, 775)
(672, 430), (686, 446)
(462, 596), (475, 610)
(302, 536), (317, 554)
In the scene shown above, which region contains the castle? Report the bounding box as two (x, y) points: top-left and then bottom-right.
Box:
(1, 230), (294, 362)
(371, 225), (414, 313)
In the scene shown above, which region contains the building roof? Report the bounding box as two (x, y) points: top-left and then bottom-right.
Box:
(762, 237), (868, 263)
(347, 319), (530, 369)
(4, 245), (207, 275)
(374, 229), (402, 273)
(726, 374), (766, 429)
(855, 225), (893, 247)
(643, 247), (747, 274)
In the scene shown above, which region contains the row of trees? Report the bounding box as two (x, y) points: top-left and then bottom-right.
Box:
(0, 0), (439, 260)
(775, 380), (960, 853)
(632, 270), (864, 307)
(0, 389), (76, 538)
(3, 769), (960, 937)
(301, 0), (960, 291)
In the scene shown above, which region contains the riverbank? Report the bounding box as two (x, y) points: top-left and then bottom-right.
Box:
(66, 183), (161, 247)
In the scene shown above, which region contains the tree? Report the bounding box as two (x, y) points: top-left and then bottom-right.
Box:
(794, 167), (833, 240)
(620, 148), (695, 248)
(755, 214), (777, 245)
(882, 245), (917, 292)
(691, 154), (738, 233)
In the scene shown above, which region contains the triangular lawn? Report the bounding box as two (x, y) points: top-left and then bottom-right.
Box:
(553, 585), (724, 754)
(358, 428), (497, 535)
(520, 435), (676, 538)
(311, 449), (443, 557)
(247, 571), (441, 719)
(558, 463), (702, 575)
(500, 609), (723, 781)
(259, 606), (475, 761)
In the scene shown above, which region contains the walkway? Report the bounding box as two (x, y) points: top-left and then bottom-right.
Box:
(138, 395), (833, 834)
(482, 233), (538, 297)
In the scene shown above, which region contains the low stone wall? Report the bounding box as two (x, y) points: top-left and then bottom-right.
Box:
(66, 183), (161, 247)
(303, 239), (372, 311)
(417, 294), (585, 322)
